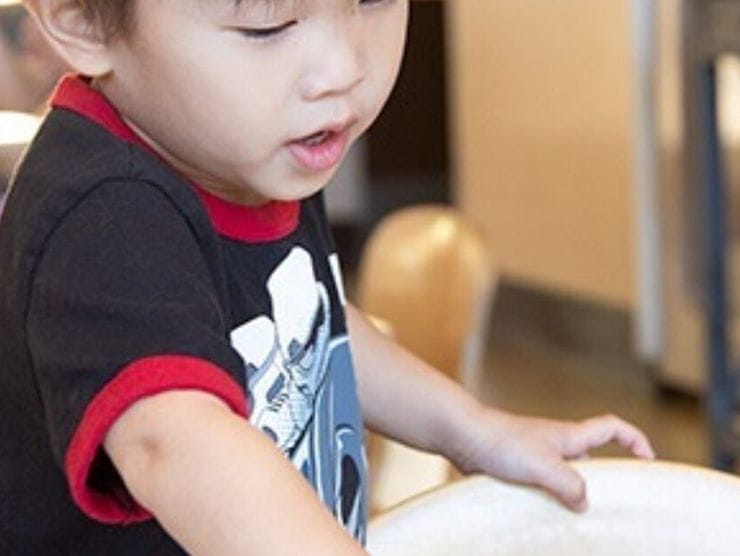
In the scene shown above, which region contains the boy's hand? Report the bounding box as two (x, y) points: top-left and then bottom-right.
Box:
(345, 304), (654, 514)
(449, 408), (655, 512)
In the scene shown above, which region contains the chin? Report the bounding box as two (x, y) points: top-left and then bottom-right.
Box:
(284, 178), (333, 201)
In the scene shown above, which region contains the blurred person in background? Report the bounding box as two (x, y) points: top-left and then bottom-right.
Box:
(0, 3), (66, 196)
(0, 3), (66, 112)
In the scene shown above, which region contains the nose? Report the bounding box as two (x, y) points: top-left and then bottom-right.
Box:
(299, 18), (365, 100)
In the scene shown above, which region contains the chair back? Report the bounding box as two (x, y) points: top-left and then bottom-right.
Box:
(357, 204), (495, 389)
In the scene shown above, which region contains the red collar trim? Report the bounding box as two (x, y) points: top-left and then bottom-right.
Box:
(50, 74), (300, 243)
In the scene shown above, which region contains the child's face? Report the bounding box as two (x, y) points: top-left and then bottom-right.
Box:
(100, 0), (409, 205)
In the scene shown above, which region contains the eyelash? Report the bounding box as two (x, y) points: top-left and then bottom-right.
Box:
(238, 21), (297, 40)
(237, 0), (393, 40)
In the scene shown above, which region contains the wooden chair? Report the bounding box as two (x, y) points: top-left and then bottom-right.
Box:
(357, 204), (496, 389)
(356, 204), (496, 512)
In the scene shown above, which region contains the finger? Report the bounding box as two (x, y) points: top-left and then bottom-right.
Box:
(596, 416), (655, 459)
(567, 415), (655, 459)
(528, 456), (588, 513)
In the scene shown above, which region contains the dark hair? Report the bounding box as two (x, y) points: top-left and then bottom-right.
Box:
(72, 0), (252, 40)
(73, 0), (135, 40)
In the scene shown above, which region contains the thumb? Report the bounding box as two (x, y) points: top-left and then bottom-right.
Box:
(530, 458), (588, 512)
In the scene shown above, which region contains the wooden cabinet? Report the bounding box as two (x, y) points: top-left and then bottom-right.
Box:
(447, 1), (638, 308)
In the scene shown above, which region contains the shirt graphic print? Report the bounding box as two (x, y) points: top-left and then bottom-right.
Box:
(230, 247), (366, 540)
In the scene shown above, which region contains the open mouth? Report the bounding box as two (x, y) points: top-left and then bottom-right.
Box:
(299, 130), (334, 146)
(287, 120), (356, 172)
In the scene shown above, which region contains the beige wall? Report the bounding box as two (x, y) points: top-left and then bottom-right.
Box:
(448, 1), (637, 308)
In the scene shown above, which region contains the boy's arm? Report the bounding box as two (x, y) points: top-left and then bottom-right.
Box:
(347, 303), (480, 455)
(104, 390), (366, 556)
(346, 303), (654, 511)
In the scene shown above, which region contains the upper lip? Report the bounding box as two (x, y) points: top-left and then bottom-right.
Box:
(292, 115), (358, 143)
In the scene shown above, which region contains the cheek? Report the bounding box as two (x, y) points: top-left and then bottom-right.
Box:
(371, 16), (409, 90)
(367, 41), (406, 109)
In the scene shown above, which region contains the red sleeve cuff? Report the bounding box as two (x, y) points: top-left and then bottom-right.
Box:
(64, 355), (248, 524)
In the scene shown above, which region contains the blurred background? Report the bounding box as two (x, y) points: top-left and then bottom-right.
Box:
(331, 0), (740, 495)
(331, 0), (712, 475)
(0, 0), (66, 193)
(3, 0), (740, 508)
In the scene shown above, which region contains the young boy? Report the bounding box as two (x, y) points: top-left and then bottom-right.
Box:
(0, 0), (654, 554)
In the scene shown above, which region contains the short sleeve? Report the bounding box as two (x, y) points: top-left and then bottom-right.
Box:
(26, 179), (248, 524)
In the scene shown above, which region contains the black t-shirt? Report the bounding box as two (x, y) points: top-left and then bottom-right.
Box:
(0, 76), (367, 554)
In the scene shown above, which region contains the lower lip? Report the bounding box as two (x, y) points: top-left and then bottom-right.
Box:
(287, 129), (350, 172)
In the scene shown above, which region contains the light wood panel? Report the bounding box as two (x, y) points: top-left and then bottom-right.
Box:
(447, 1), (637, 308)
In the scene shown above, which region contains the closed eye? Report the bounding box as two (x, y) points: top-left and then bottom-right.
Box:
(235, 20), (297, 40)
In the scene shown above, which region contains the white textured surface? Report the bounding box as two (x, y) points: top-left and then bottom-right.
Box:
(367, 459), (740, 555)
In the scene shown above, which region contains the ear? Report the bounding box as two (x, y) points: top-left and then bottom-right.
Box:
(24, 0), (113, 77)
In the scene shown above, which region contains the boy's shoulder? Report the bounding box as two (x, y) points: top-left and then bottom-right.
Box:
(15, 107), (181, 206)
(0, 108), (216, 297)
(6, 107), (204, 237)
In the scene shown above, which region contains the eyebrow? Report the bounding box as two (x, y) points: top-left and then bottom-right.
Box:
(234, 0), (295, 8)
(232, 0), (295, 13)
